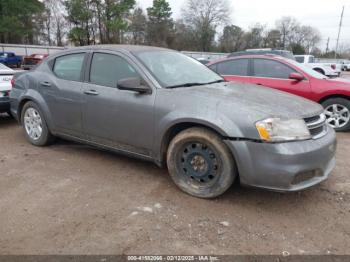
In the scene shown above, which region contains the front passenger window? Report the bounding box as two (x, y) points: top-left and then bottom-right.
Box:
(90, 53), (139, 88)
(253, 59), (296, 79)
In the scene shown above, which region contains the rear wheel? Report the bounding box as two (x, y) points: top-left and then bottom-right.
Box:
(21, 101), (55, 146)
(167, 127), (237, 198)
(322, 98), (350, 131)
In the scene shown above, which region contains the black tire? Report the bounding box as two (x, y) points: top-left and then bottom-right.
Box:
(314, 68), (325, 75)
(167, 127), (237, 198)
(322, 98), (350, 132)
(21, 101), (55, 146)
(16, 62), (21, 68)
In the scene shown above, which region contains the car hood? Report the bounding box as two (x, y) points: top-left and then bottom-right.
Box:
(172, 81), (323, 118)
(157, 82), (323, 139)
(323, 77), (350, 86)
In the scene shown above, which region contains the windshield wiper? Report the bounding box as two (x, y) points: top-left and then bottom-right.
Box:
(165, 79), (226, 89)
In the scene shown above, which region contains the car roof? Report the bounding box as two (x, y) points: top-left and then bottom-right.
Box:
(208, 54), (285, 65)
(66, 44), (171, 53)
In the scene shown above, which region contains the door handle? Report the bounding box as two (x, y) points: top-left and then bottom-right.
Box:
(256, 83), (263, 85)
(84, 90), (99, 96)
(40, 81), (51, 87)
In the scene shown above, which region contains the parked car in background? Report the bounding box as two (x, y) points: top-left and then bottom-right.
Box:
(0, 52), (22, 68)
(22, 54), (49, 70)
(208, 55), (350, 131)
(228, 49), (296, 60)
(10, 45), (336, 198)
(0, 63), (14, 115)
(295, 55), (340, 77)
(196, 57), (211, 64)
(341, 60), (350, 71)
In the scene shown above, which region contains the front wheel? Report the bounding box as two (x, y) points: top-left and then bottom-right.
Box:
(167, 127), (237, 198)
(322, 98), (350, 131)
(21, 101), (55, 146)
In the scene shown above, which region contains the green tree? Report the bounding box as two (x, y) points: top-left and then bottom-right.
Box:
(65, 0), (94, 45)
(0, 0), (44, 44)
(146, 0), (173, 47)
(219, 25), (245, 52)
(128, 7), (147, 45)
(104, 0), (135, 44)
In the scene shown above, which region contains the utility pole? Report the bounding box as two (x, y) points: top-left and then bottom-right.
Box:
(326, 37), (330, 54)
(335, 6), (345, 59)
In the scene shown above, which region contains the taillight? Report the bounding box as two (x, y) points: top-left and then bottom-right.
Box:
(331, 64), (336, 70)
(10, 78), (14, 88)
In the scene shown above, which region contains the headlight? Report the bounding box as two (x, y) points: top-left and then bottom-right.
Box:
(255, 118), (311, 142)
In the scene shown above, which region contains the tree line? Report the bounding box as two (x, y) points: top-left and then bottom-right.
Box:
(0, 0), (348, 57)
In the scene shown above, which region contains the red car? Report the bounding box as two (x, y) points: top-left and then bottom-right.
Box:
(208, 55), (350, 131)
(22, 54), (49, 70)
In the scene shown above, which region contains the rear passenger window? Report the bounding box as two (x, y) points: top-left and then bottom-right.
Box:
(89, 53), (139, 88)
(216, 59), (249, 76)
(53, 53), (85, 81)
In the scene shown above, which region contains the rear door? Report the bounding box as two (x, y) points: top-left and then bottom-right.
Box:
(250, 58), (312, 98)
(209, 58), (251, 83)
(81, 51), (156, 156)
(40, 52), (87, 137)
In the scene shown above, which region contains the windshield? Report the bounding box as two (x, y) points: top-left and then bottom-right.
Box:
(0, 53), (7, 58)
(135, 51), (223, 88)
(286, 59), (328, 79)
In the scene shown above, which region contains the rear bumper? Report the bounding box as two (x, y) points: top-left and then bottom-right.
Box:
(0, 95), (10, 112)
(225, 128), (337, 192)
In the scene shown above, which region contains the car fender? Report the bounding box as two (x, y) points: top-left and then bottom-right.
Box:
(153, 110), (247, 162)
(17, 89), (55, 132)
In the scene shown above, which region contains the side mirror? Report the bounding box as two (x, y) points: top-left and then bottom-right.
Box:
(289, 72), (304, 81)
(117, 77), (150, 93)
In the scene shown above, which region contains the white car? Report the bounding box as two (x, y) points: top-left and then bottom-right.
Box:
(295, 55), (340, 77)
(341, 60), (350, 71)
(0, 63), (14, 115)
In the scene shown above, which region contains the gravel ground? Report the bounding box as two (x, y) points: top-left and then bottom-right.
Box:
(0, 114), (349, 255)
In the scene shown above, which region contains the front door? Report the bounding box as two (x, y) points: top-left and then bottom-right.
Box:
(82, 52), (156, 156)
(250, 58), (312, 98)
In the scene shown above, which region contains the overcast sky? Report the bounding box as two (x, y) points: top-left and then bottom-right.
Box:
(138, 0), (349, 50)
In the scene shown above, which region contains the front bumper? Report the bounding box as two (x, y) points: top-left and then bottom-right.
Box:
(225, 128), (337, 192)
(0, 95), (10, 112)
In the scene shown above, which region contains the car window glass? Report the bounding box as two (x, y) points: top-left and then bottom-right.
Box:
(53, 53), (85, 81)
(253, 59), (296, 79)
(209, 64), (217, 72)
(308, 56), (315, 63)
(295, 56), (304, 63)
(90, 53), (139, 88)
(216, 59), (249, 76)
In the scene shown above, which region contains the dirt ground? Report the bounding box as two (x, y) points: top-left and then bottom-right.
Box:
(0, 71), (350, 255)
(0, 116), (349, 255)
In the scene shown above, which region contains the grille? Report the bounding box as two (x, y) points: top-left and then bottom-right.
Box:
(304, 113), (327, 139)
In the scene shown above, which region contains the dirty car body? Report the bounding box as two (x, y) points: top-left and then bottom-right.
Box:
(10, 45), (337, 197)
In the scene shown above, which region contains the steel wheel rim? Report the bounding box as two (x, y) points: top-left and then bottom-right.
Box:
(24, 108), (43, 141)
(324, 104), (350, 129)
(177, 141), (221, 186)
